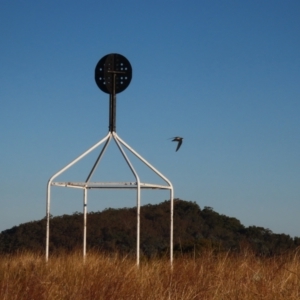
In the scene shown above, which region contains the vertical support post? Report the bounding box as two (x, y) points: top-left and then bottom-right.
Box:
(109, 73), (116, 132)
(109, 93), (113, 132)
(46, 181), (51, 262)
(83, 188), (87, 260)
(170, 189), (174, 266)
(136, 185), (141, 267)
(112, 74), (116, 132)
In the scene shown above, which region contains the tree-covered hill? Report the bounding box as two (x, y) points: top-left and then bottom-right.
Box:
(1, 199), (299, 256)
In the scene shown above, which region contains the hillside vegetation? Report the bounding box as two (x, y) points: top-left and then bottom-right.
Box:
(1, 199), (299, 256)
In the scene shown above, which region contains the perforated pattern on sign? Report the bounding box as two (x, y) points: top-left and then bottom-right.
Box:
(95, 53), (132, 94)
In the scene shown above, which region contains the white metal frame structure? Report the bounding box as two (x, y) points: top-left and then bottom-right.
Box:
(46, 131), (174, 266)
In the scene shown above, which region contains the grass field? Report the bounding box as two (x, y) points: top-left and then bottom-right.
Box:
(0, 249), (299, 299)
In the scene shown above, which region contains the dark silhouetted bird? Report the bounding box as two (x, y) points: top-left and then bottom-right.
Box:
(170, 137), (183, 151)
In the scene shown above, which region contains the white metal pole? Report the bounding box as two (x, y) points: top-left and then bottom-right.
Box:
(46, 181), (51, 262)
(170, 188), (174, 266)
(137, 183), (141, 267)
(83, 188), (87, 260)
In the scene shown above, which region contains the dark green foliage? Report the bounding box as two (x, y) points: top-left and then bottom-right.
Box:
(0, 199), (298, 256)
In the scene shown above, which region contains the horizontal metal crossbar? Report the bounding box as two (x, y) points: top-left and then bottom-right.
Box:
(52, 181), (172, 190)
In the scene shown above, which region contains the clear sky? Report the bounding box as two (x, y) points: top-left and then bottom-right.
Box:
(1, 1), (300, 237)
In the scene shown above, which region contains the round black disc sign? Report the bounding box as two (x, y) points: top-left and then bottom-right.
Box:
(95, 53), (132, 94)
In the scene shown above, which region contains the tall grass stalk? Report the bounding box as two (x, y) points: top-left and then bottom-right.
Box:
(0, 249), (299, 299)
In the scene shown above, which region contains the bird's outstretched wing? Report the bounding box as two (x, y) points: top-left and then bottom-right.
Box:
(175, 139), (182, 151)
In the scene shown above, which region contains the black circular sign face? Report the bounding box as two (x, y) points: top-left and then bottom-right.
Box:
(95, 53), (132, 94)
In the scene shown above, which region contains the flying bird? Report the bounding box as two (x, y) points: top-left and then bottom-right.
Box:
(170, 136), (183, 152)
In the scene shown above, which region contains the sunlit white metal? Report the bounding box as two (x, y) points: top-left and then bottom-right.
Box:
(46, 131), (174, 266)
(83, 188), (87, 260)
(51, 182), (172, 189)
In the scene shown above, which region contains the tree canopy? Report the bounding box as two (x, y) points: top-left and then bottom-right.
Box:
(1, 199), (299, 256)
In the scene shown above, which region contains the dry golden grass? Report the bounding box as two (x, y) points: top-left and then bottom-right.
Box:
(0, 249), (299, 299)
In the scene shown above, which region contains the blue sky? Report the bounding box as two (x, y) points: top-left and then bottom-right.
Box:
(1, 1), (300, 237)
